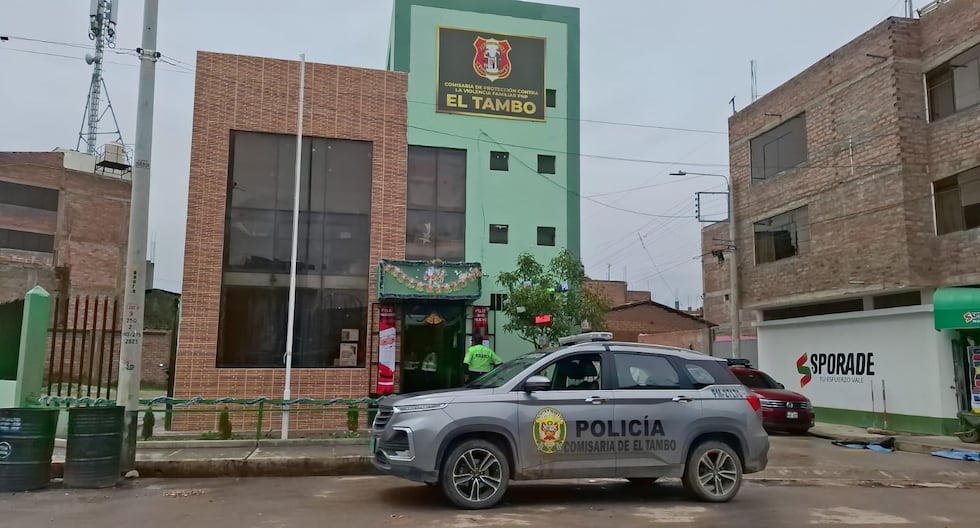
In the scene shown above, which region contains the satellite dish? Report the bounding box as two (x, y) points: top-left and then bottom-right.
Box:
(85, 53), (98, 65)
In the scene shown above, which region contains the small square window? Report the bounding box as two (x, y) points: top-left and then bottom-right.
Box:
(490, 293), (508, 311)
(546, 89), (557, 108)
(490, 151), (509, 171)
(489, 224), (509, 244)
(537, 155), (556, 174)
(537, 226), (556, 246)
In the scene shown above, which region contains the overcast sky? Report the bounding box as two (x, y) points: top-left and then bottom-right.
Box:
(2, 0), (921, 304)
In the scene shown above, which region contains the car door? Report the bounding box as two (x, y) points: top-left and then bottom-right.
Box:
(517, 351), (617, 479)
(611, 350), (703, 477)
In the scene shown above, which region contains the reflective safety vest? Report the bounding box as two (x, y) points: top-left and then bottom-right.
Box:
(422, 352), (438, 372)
(464, 344), (501, 373)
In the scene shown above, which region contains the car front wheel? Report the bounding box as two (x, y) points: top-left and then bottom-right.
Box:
(440, 439), (510, 509)
(681, 440), (743, 502)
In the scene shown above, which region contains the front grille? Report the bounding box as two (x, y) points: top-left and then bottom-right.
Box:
(761, 400), (811, 409)
(373, 407), (393, 430)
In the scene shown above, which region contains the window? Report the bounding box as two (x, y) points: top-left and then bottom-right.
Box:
(218, 131), (373, 368)
(0, 181), (59, 211)
(934, 167), (980, 235)
(534, 353), (602, 390)
(873, 291), (922, 309)
(613, 354), (681, 390)
(546, 89), (557, 108)
(927, 43), (980, 121)
(732, 369), (781, 390)
(490, 293), (508, 311)
(0, 228), (54, 253)
(537, 226), (556, 246)
(537, 155), (556, 174)
(406, 146), (466, 261)
(684, 364), (717, 387)
(490, 151), (509, 171)
(762, 299), (864, 321)
(489, 224), (509, 244)
(750, 114), (808, 181)
(754, 206), (809, 264)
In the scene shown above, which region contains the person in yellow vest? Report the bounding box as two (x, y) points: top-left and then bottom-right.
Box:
(464, 336), (502, 382)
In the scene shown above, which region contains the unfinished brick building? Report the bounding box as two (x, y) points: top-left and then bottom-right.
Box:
(702, 0), (980, 433)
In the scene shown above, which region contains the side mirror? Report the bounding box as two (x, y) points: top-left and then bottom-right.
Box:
(524, 375), (552, 393)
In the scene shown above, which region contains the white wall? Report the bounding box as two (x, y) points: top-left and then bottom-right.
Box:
(756, 306), (959, 420)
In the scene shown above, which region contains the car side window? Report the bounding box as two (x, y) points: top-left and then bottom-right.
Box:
(534, 353), (602, 390)
(684, 363), (716, 387)
(614, 353), (681, 390)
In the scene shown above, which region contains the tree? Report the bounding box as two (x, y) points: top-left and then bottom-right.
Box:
(496, 249), (610, 349)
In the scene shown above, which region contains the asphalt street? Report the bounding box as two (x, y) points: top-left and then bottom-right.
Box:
(4, 436), (979, 527)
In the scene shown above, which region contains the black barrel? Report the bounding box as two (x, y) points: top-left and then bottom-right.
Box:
(0, 407), (59, 492)
(64, 406), (124, 488)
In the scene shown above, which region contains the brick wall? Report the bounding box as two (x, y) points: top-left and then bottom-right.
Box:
(638, 329), (711, 354)
(705, 0), (980, 319)
(0, 152), (131, 300)
(585, 280), (628, 306)
(606, 302), (711, 344)
(175, 52), (407, 432)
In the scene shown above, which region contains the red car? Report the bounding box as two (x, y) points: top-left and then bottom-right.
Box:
(730, 365), (814, 434)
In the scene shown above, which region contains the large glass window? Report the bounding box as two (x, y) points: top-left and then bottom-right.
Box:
(749, 114), (808, 181)
(754, 206), (810, 264)
(218, 131), (373, 368)
(934, 166), (980, 235)
(927, 43), (980, 121)
(406, 146), (466, 261)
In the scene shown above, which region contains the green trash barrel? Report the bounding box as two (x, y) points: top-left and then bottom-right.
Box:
(64, 406), (124, 488)
(0, 408), (59, 492)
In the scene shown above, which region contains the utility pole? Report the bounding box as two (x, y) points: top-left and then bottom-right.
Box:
(675, 169), (741, 359)
(117, 0), (159, 471)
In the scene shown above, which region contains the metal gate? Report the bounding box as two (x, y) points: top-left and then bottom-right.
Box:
(45, 295), (119, 400)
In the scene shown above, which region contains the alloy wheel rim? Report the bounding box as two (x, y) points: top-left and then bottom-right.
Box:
(452, 448), (502, 502)
(696, 448), (738, 497)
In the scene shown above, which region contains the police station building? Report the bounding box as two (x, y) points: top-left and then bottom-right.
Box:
(174, 0), (581, 431)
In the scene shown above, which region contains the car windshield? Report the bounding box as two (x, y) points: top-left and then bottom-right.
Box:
(465, 350), (554, 389)
(734, 370), (782, 389)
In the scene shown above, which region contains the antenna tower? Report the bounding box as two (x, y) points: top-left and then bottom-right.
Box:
(77, 0), (126, 156)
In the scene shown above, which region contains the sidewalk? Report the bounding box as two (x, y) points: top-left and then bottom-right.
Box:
(46, 423), (980, 481)
(51, 438), (376, 479)
(808, 422), (980, 456)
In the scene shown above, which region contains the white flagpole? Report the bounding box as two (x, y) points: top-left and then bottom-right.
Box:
(282, 53), (306, 439)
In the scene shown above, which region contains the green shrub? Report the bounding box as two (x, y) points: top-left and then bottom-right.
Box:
(218, 407), (233, 440)
(347, 406), (359, 432)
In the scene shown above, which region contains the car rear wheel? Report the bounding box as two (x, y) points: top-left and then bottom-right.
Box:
(682, 441), (743, 502)
(440, 439), (510, 509)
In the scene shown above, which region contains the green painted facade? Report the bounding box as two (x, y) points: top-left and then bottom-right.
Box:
(813, 406), (961, 436)
(388, 0), (580, 359)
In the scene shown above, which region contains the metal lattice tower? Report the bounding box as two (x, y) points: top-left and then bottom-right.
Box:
(77, 0), (125, 155)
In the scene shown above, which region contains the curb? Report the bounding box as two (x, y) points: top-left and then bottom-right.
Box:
(50, 456), (378, 479)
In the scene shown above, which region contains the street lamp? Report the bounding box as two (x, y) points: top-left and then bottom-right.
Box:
(670, 170), (741, 360)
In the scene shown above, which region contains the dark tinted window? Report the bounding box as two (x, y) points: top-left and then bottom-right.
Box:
(750, 114), (808, 181)
(546, 89), (557, 108)
(755, 206), (809, 264)
(489, 224), (508, 244)
(0, 181), (59, 211)
(406, 146), (466, 260)
(733, 369), (779, 389)
(0, 228), (55, 253)
(613, 354), (681, 390)
(537, 226), (556, 246)
(534, 353), (603, 390)
(537, 155), (556, 174)
(490, 151), (509, 171)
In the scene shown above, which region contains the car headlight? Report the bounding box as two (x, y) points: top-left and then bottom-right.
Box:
(759, 399), (783, 408)
(393, 402), (448, 413)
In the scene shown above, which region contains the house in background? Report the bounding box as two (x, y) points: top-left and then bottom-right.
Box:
(587, 279), (714, 353)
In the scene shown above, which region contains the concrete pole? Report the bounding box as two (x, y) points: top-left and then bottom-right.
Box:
(116, 0), (158, 471)
(728, 177), (742, 359)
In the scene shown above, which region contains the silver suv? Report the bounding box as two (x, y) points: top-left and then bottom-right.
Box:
(371, 332), (769, 509)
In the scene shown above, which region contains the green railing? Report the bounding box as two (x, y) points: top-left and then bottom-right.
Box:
(37, 395), (385, 441)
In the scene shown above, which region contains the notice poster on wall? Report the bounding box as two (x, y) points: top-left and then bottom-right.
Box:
(377, 306), (397, 395)
(971, 347), (980, 412)
(473, 306), (488, 341)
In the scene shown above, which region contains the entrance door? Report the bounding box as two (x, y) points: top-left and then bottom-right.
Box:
(400, 303), (465, 393)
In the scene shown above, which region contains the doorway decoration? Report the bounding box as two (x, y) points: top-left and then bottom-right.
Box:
(378, 259), (483, 300)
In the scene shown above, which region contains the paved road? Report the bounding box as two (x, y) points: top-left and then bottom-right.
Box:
(5, 436), (979, 527)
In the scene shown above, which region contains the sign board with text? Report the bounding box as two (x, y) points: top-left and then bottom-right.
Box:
(437, 27), (546, 122)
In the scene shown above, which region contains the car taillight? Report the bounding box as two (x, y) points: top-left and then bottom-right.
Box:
(747, 394), (761, 412)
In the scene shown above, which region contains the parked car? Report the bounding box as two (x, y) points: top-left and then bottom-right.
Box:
(729, 363), (814, 434)
(371, 332), (770, 509)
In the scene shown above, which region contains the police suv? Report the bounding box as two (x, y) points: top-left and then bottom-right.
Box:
(371, 332), (769, 509)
